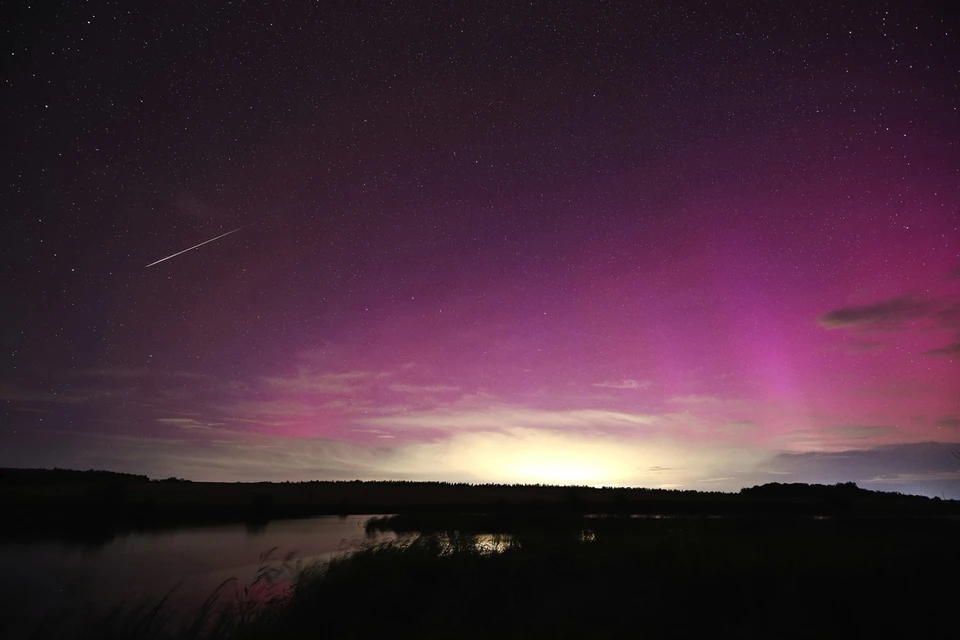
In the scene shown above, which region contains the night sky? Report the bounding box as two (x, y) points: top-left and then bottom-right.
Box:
(3, 1), (958, 496)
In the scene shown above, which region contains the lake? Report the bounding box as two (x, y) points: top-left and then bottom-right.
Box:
(1, 515), (393, 637)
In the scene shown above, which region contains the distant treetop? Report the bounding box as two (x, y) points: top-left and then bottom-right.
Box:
(0, 467), (150, 485)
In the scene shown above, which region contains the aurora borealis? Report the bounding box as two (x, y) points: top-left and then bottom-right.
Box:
(2, 1), (958, 495)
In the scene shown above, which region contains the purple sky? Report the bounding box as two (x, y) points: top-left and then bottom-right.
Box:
(3, 1), (958, 496)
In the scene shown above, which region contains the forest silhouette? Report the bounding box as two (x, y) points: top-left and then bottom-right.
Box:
(2, 467), (956, 544)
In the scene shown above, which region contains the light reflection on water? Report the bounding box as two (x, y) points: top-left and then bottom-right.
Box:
(440, 533), (512, 554)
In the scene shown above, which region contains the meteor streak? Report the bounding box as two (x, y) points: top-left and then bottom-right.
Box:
(146, 225), (248, 268)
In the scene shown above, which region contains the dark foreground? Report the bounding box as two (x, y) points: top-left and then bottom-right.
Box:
(23, 514), (959, 640)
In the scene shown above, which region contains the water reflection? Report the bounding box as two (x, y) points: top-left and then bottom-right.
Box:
(1, 515), (394, 635)
(440, 533), (512, 554)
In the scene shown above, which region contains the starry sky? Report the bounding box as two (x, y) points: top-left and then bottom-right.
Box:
(3, 0), (958, 496)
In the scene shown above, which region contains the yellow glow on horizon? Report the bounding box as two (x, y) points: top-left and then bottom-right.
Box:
(474, 431), (639, 486)
(511, 459), (613, 486)
(394, 427), (773, 488)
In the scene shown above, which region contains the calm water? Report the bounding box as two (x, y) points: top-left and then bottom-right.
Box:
(1, 515), (393, 634)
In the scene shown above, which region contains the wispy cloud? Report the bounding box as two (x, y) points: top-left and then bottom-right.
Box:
(0, 380), (96, 405)
(666, 394), (725, 405)
(863, 471), (960, 484)
(832, 425), (898, 439)
(261, 369), (385, 395)
(591, 379), (651, 390)
(156, 417), (224, 431)
(388, 383), (461, 394)
(361, 405), (660, 432)
(720, 420), (758, 431)
(776, 424), (900, 451)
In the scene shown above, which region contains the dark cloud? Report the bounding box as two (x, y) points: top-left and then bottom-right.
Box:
(819, 290), (960, 357)
(936, 300), (960, 323)
(818, 296), (936, 329)
(936, 417), (960, 429)
(748, 442), (960, 498)
(924, 338), (960, 359)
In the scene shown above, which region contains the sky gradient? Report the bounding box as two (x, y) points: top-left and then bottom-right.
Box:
(3, 1), (958, 496)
